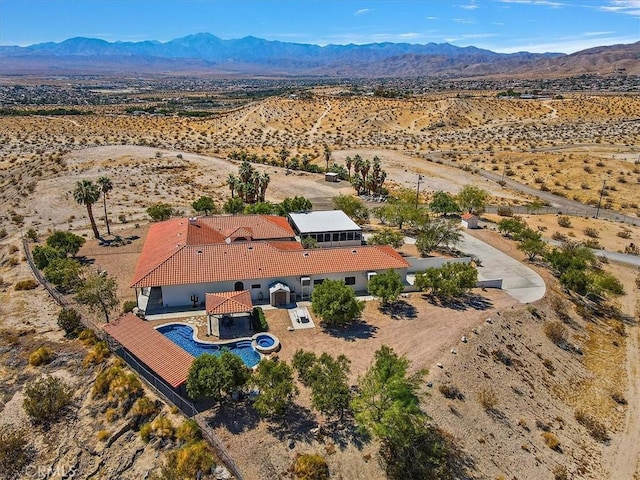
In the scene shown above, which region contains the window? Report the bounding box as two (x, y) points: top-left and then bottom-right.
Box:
(347, 232), (354, 241)
(332, 233), (339, 242)
(301, 277), (311, 286)
(324, 233), (331, 242)
(345, 276), (356, 285)
(340, 232), (347, 241)
(355, 232), (362, 241)
(251, 284), (261, 289)
(313, 279), (324, 286)
(234, 281), (244, 291)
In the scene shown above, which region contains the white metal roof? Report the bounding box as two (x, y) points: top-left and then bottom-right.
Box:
(288, 210), (361, 234)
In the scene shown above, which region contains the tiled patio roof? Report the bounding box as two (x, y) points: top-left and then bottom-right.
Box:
(206, 290), (253, 315)
(103, 313), (194, 388)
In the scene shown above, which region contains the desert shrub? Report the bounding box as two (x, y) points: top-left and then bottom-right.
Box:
(8, 245), (18, 254)
(543, 358), (555, 373)
(582, 239), (601, 249)
(161, 440), (216, 479)
(293, 453), (330, 480)
(176, 419), (201, 443)
(551, 231), (568, 241)
(105, 407), (118, 422)
(0, 227), (6, 239)
(496, 206), (513, 217)
(139, 422), (152, 442)
(574, 409), (609, 442)
(544, 321), (568, 348)
(78, 328), (97, 345)
(553, 465), (569, 480)
(542, 431), (560, 450)
(57, 308), (82, 337)
(611, 391), (627, 405)
(617, 229), (632, 239)
(0, 426), (31, 478)
(122, 300), (138, 313)
(491, 349), (513, 366)
(476, 387), (498, 411)
(93, 365), (143, 410)
(151, 415), (174, 439)
(83, 340), (110, 367)
(14, 279), (38, 291)
(23, 375), (73, 424)
(439, 384), (464, 400)
(583, 227), (599, 238)
(131, 396), (159, 422)
(557, 216), (572, 228)
(29, 346), (54, 366)
(97, 430), (110, 442)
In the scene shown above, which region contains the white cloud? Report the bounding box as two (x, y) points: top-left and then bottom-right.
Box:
(461, 1), (480, 9)
(425, 16), (439, 20)
(491, 34), (639, 53)
(599, 0), (640, 15)
(584, 31), (615, 36)
(454, 17), (476, 24)
(499, 0), (566, 6)
(355, 8), (371, 16)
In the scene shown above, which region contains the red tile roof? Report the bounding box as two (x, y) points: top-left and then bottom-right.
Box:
(461, 213), (477, 220)
(132, 241), (410, 288)
(133, 215), (297, 288)
(103, 313), (194, 387)
(206, 290), (253, 315)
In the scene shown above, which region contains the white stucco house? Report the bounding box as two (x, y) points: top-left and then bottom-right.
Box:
(131, 214), (410, 314)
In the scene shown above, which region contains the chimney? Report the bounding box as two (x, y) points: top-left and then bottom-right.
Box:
(188, 217), (198, 225)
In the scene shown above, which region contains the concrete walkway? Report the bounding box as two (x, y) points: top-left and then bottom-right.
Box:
(458, 232), (546, 303)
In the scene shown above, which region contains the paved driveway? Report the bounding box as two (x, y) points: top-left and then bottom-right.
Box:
(458, 232), (546, 303)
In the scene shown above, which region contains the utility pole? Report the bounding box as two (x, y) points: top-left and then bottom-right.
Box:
(595, 179), (606, 219)
(415, 174), (423, 208)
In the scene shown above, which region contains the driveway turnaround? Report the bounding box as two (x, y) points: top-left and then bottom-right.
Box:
(458, 232), (546, 303)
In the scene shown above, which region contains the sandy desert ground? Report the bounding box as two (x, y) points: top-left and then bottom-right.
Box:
(0, 92), (639, 479)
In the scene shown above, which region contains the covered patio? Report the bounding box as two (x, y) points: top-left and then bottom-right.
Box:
(206, 290), (254, 339)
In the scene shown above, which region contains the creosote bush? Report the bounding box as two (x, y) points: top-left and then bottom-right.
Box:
(29, 346), (54, 366)
(575, 409), (609, 443)
(476, 387), (498, 411)
(557, 216), (572, 228)
(0, 426), (31, 478)
(542, 431), (560, 450)
(544, 321), (568, 348)
(57, 308), (83, 337)
(23, 375), (73, 424)
(160, 440), (216, 479)
(14, 279), (38, 291)
(293, 453), (330, 480)
(83, 340), (110, 367)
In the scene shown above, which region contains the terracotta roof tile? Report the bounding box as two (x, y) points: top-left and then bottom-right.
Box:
(132, 242), (410, 288)
(206, 290), (253, 315)
(103, 313), (194, 387)
(461, 213), (477, 220)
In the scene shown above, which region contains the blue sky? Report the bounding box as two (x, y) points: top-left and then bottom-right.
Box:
(1, 0), (638, 53)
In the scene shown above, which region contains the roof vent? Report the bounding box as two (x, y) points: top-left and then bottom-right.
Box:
(352, 249), (358, 254)
(188, 217), (198, 225)
(303, 252), (310, 258)
(196, 250), (203, 255)
(248, 246), (254, 251)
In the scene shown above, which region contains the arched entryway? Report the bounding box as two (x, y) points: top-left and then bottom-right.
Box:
(234, 281), (244, 291)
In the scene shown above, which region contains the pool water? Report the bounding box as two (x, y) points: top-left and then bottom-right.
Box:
(256, 335), (275, 348)
(157, 324), (261, 368)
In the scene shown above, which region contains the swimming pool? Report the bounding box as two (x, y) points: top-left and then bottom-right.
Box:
(156, 323), (262, 368)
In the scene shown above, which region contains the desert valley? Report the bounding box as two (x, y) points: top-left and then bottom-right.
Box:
(1, 25), (640, 480)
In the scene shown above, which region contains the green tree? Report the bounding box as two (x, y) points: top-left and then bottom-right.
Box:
(516, 229), (547, 261)
(45, 230), (86, 257)
(191, 196), (218, 215)
(146, 202), (175, 221)
(368, 228), (404, 249)
(368, 269), (404, 306)
(23, 375), (73, 425)
(498, 217), (528, 238)
(251, 359), (298, 418)
(97, 176), (113, 235)
(223, 197), (245, 214)
(32, 244), (64, 269)
(332, 194), (369, 224)
(186, 352), (250, 402)
(278, 196), (313, 215)
(415, 219), (462, 256)
(311, 279), (365, 327)
(351, 345), (425, 438)
(429, 191), (460, 216)
(244, 202), (278, 215)
(301, 236), (319, 249)
(43, 257), (83, 293)
(415, 262), (478, 300)
(57, 308), (83, 338)
(73, 180), (101, 238)
(278, 147), (290, 168)
(75, 271), (119, 322)
(293, 350), (352, 420)
(456, 185), (489, 214)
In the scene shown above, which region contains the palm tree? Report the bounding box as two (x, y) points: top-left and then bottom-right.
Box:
(323, 144), (331, 171)
(73, 180), (101, 239)
(278, 148), (290, 168)
(258, 172), (270, 202)
(227, 174), (238, 198)
(345, 156), (353, 180)
(97, 176), (113, 235)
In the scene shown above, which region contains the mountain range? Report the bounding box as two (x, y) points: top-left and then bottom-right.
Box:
(1, 33), (638, 77)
